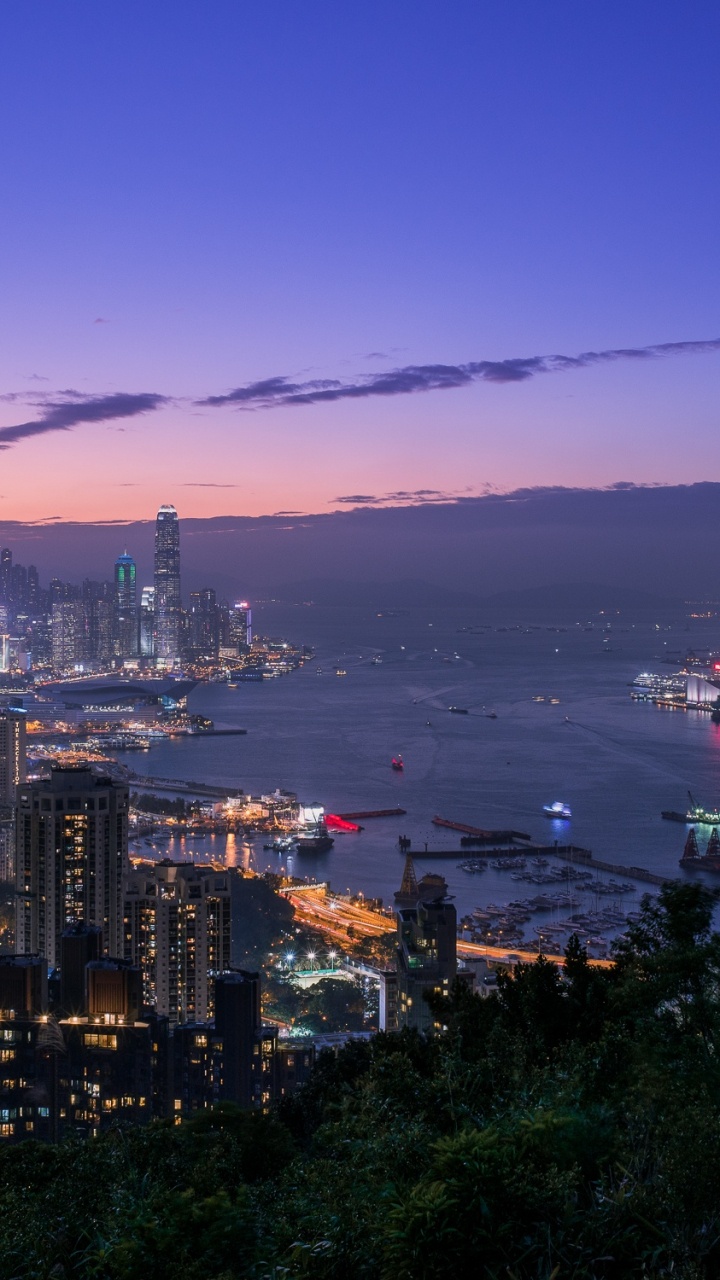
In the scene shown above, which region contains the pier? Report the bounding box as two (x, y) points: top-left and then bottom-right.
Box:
(129, 774), (244, 799)
(411, 840), (673, 887)
(550, 845), (673, 887)
(432, 815), (532, 842)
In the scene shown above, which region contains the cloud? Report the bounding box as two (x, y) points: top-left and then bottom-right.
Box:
(199, 337), (720, 412)
(334, 487), (474, 507)
(181, 482), (239, 488)
(0, 391), (167, 449)
(3, 335), (720, 454)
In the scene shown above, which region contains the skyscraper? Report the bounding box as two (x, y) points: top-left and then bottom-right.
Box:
(15, 766), (129, 968)
(189, 587), (219, 657)
(113, 553), (138, 659)
(229, 601), (252, 652)
(153, 505), (181, 664)
(139, 586), (155, 657)
(51, 601), (86, 673)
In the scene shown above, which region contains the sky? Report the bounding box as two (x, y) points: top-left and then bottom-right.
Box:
(1, 2), (720, 528)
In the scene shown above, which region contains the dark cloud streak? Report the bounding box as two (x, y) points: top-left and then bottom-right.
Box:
(0, 392), (168, 449)
(199, 337), (720, 412)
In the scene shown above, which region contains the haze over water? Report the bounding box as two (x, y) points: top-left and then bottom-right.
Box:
(140, 602), (720, 919)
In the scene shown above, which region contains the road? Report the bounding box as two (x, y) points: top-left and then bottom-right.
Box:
(284, 888), (612, 969)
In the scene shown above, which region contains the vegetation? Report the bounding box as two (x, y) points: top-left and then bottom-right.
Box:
(2, 882), (720, 1277)
(130, 792), (197, 819)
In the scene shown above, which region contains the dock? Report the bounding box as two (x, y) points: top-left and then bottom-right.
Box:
(433, 816), (532, 843)
(550, 845), (673, 887)
(411, 840), (674, 887)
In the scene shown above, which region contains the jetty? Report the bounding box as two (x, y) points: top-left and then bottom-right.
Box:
(433, 815), (531, 843)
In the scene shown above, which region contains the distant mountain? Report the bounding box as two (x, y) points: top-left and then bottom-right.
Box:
(478, 582), (682, 613)
(271, 578), (483, 609)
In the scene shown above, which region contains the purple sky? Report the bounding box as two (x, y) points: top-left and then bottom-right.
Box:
(1, 3), (719, 525)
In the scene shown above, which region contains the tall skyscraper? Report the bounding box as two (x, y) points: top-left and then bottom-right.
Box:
(139, 586), (155, 657)
(15, 766), (129, 968)
(124, 861), (232, 1026)
(51, 601), (86, 673)
(113, 552), (138, 659)
(189, 587), (219, 657)
(153, 505), (181, 664)
(229, 601), (252, 652)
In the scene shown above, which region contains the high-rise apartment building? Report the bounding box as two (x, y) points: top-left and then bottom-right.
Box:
(0, 707), (25, 883)
(394, 895), (459, 1034)
(15, 766), (129, 968)
(139, 586), (155, 657)
(153, 505), (181, 664)
(124, 861), (232, 1026)
(113, 553), (138, 659)
(0, 707), (26, 805)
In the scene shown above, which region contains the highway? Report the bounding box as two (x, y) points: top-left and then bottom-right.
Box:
(284, 888), (613, 969)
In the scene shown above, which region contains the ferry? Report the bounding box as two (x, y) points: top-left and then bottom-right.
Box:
(543, 801), (572, 820)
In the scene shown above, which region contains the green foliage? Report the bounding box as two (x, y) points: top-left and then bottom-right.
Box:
(4, 883), (720, 1278)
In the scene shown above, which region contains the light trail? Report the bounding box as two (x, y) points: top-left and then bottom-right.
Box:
(285, 889), (613, 970)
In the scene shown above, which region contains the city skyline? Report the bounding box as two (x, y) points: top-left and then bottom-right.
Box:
(2, 3), (720, 524)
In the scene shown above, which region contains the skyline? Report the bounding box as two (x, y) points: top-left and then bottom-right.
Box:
(2, 3), (720, 522)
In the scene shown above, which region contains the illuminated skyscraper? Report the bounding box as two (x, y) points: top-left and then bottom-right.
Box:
(229, 601), (252, 652)
(113, 553), (138, 659)
(51, 600), (86, 673)
(153, 505), (181, 663)
(139, 586), (155, 657)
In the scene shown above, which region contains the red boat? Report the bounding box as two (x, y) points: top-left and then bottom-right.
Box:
(391, 755), (404, 771)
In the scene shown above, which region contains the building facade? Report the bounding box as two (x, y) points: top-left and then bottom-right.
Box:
(0, 708), (26, 805)
(51, 601), (86, 673)
(15, 766), (129, 968)
(124, 861), (232, 1026)
(153, 505), (181, 664)
(113, 553), (138, 659)
(139, 586), (155, 657)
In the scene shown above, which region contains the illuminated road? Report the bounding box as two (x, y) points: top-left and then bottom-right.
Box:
(285, 888), (612, 969)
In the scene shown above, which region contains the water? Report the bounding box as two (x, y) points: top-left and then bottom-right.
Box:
(134, 602), (720, 923)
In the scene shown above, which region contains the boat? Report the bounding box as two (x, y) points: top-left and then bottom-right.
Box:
(662, 790), (720, 825)
(391, 755), (404, 771)
(543, 801), (572, 819)
(371, 655), (382, 665)
(295, 832), (334, 853)
(294, 804), (335, 854)
(264, 836), (296, 853)
(448, 706), (469, 714)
